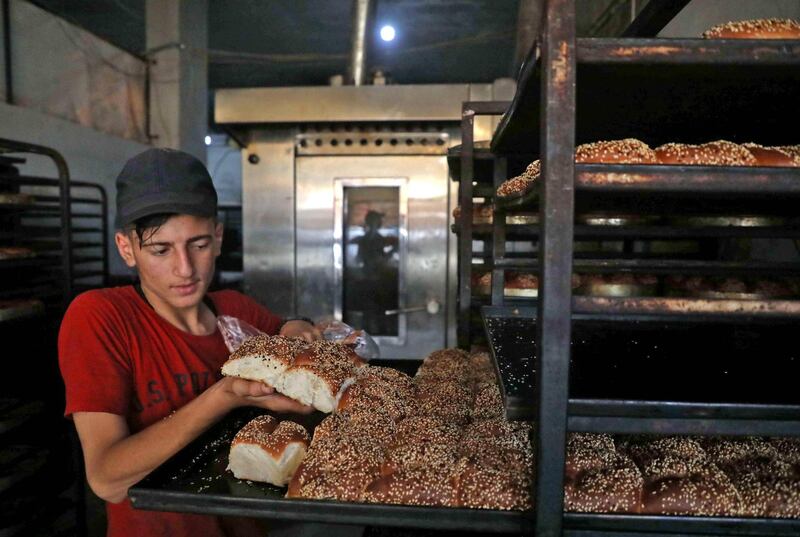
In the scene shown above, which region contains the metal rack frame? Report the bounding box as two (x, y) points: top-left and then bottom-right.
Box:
(0, 139), (91, 536)
(453, 1), (800, 536)
(456, 100), (511, 347)
(0, 138), (73, 308)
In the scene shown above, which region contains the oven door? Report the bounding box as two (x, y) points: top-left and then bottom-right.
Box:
(296, 156), (449, 359)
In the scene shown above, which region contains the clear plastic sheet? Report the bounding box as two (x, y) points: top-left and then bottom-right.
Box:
(316, 320), (380, 360)
(217, 315), (263, 353)
(217, 315), (380, 359)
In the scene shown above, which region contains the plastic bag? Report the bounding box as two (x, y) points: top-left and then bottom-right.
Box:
(316, 319), (380, 360)
(218, 315), (264, 353)
(217, 315), (380, 360)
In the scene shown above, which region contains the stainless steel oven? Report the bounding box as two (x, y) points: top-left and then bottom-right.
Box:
(215, 81), (514, 358)
(297, 157), (449, 358)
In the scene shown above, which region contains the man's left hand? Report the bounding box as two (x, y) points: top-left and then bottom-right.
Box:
(279, 320), (322, 342)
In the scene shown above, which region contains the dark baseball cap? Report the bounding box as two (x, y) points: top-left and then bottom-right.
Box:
(115, 148), (218, 228)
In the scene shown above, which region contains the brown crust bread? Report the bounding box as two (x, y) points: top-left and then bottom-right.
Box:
(363, 468), (459, 507)
(575, 138), (657, 164)
(778, 145), (800, 160)
(231, 416), (309, 457)
(452, 203), (494, 223)
(456, 465), (533, 511)
(641, 465), (740, 516)
(293, 339), (365, 368)
(383, 442), (460, 473)
(229, 416), (310, 485)
(655, 140), (757, 166)
(703, 18), (800, 39)
(226, 334), (302, 366)
(505, 272), (539, 290)
(470, 383), (504, 421)
(565, 461), (644, 514)
(289, 463), (380, 501)
(496, 160), (540, 198)
(392, 416), (462, 447)
(223, 335), (367, 413)
(743, 143), (800, 167)
(0, 247), (36, 260)
(283, 350), (800, 515)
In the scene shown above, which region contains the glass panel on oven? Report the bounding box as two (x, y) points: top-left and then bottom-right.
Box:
(342, 186), (400, 336)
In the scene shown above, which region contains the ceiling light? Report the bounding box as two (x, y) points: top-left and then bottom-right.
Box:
(204, 135), (212, 146)
(380, 25), (396, 42)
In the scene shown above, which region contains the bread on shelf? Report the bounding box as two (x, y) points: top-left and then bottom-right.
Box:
(743, 143), (800, 167)
(703, 19), (800, 39)
(655, 140), (757, 166)
(575, 138), (658, 164)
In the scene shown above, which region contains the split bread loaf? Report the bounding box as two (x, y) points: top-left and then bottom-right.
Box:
(228, 415), (310, 486)
(221, 335), (365, 413)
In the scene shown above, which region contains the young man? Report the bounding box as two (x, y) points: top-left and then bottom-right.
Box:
(58, 148), (319, 536)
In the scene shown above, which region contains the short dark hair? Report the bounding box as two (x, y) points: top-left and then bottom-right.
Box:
(126, 212), (220, 248)
(127, 213), (174, 247)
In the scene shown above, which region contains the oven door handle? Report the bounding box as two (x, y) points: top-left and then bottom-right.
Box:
(385, 299), (440, 316)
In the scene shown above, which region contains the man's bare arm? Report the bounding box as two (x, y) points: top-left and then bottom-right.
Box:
(73, 377), (312, 503)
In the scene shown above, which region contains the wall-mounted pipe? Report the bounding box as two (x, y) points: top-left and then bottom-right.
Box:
(348, 0), (373, 86)
(2, 0), (12, 104)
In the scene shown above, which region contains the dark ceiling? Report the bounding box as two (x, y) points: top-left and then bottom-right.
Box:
(30, 0), (524, 88)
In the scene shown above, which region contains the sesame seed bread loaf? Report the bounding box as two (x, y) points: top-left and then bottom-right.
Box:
(221, 335), (365, 413)
(655, 140), (758, 166)
(743, 143), (800, 167)
(575, 138), (658, 164)
(227, 415), (310, 486)
(703, 19), (800, 39)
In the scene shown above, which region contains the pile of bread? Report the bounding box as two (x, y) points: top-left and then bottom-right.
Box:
(566, 433), (800, 517)
(225, 342), (800, 516)
(473, 271), (800, 300)
(497, 139), (800, 199)
(226, 346), (535, 510)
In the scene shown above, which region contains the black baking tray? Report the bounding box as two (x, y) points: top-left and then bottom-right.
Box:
(563, 512), (800, 537)
(129, 407), (534, 533)
(482, 305), (800, 435)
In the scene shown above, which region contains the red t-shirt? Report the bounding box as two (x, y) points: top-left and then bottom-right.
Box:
(58, 286), (282, 537)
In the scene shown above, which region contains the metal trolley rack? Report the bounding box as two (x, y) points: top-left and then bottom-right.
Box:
(451, 0), (800, 536)
(0, 138), (109, 536)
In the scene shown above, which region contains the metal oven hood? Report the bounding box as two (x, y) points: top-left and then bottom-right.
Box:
(216, 82), (513, 127)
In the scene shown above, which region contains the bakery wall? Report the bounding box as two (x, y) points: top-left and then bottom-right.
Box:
(659, 0), (800, 37)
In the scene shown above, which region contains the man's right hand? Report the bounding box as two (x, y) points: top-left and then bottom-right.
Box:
(216, 376), (314, 414)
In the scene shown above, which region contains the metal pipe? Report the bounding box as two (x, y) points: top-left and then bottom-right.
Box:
(2, 0), (12, 104)
(348, 0), (372, 86)
(514, 0), (543, 72)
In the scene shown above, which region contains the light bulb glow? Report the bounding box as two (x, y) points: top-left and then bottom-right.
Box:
(204, 135), (212, 146)
(380, 25), (396, 42)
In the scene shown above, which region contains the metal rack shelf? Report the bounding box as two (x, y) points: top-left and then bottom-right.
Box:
(0, 140), (100, 537)
(496, 165), (800, 216)
(492, 39), (800, 154)
(482, 306), (800, 435)
(456, 222), (800, 240)
(451, 3), (800, 534)
(489, 258), (800, 276)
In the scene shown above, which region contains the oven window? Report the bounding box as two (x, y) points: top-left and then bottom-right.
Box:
(342, 186), (400, 336)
